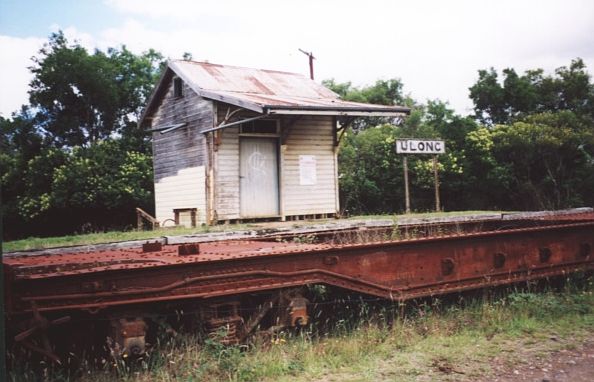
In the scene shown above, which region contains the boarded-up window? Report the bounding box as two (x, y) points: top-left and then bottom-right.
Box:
(240, 119), (278, 134)
(173, 77), (183, 97)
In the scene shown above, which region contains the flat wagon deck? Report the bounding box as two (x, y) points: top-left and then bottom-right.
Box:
(4, 210), (594, 360)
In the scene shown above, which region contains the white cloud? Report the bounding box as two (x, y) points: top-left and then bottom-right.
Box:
(50, 24), (97, 51)
(0, 26), (104, 117)
(0, 35), (45, 117)
(1, 0), (593, 117)
(101, 0), (594, 113)
(105, 0), (218, 20)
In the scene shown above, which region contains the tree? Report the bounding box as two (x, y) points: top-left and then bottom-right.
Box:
(13, 141), (153, 237)
(459, 111), (594, 210)
(469, 59), (594, 125)
(491, 114), (593, 209)
(322, 78), (410, 131)
(28, 31), (164, 148)
(337, 100), (484, 214)
(339, 124), (403, 214)
(0, 110), (45, 237)
(1, 32), (163, 239)
(468, 68), (507, 124)
(554, 59), (594, 116)
(422, 100), (483, 210)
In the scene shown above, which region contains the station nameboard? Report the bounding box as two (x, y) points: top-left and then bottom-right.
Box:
(396, 139), (445, 154)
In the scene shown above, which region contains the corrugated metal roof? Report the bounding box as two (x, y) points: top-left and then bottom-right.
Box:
(140, 60), (410, 126)
(169, 60), (410, 115)
(171, 60), (338, 99)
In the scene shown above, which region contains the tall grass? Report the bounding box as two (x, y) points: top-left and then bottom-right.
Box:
(8, 276), (594, 382)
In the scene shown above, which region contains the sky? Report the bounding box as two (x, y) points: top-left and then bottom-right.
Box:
(1, 0), (593, 118)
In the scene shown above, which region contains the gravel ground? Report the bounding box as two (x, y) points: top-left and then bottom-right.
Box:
(490, 339), (594, 382)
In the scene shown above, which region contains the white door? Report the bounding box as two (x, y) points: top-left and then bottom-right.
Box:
(240, 137), (279, 217)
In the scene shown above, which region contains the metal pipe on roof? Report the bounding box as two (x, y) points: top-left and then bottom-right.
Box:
(298, 49), (315, 80)
(201, 115), (268, 134)
(146, 123), (188, 134)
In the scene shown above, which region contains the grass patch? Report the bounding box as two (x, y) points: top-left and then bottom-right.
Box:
(12, 277), (593, 382)
(3, 224), (251, 252)
(346, 210), (505, 221)
(3, 211), (505, 252)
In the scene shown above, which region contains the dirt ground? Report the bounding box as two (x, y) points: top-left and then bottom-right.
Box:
(487, 339), (594, 382)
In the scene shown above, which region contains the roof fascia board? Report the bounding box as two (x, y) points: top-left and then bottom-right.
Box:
(266, 109), (409, 117)
(137, 67), (173, 127)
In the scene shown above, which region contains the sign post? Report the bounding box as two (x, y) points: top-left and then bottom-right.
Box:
(433, 155), (440, 211)
(403, 155), (410, 214)
(396, 139), (446, 212)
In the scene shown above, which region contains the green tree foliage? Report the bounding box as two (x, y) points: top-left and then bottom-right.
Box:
(339, 75), (594, 215)
(1, 32), (163, 239)
(490, 112), (594, 209)
(15, 141), (153, 236)
(323, 78), (410, 131)
(338, 125), (401, 214)
(469, 59), (594, 124)
(2, 38), (593, 240)
(323, 78), (405, 105)
(29, 31), (163, 149)
(464, 59), (594, 209)
(339, 100), (484, 214)
(1, 109), (43, 235)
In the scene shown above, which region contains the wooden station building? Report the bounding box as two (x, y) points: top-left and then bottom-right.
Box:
(139, 60), (410, 226)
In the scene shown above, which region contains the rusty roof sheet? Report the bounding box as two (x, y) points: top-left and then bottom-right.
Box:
(171, 60), (338, 99)
(166, 60), (410, 116)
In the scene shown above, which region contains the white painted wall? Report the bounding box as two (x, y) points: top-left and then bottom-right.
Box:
(282, 116), (338, 216)
(214, 127), (240, 220)
(154, 166), (207, 226)
(214, 116), (338, 220)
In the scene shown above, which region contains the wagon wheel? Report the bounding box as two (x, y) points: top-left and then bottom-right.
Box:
(13, 301), (71, 363)
(241, 288), (310, 341)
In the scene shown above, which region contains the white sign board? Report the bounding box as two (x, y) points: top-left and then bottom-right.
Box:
(299, 155), (317, 185)
(396, 139), (445, 154)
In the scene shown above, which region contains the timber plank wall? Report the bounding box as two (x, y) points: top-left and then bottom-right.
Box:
(151, 79), (212, 224)
(213, 108), (338, 221)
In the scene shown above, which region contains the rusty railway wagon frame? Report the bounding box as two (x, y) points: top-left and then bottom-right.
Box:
(3, 212), (594, 360)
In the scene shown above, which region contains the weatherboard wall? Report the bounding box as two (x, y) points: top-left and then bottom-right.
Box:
(212, 109), (338, 220)
(281, 116), (338, 216)
(151, 79), (212, 225)
(213, 125), (241, 220)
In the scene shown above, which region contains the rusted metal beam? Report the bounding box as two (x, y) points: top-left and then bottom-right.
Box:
(3, 212), (593, 362)
(3, 217), (592, 317)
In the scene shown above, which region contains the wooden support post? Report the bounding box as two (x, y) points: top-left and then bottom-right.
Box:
(403, 155), (411, 214)
(433, 155), (441, 212)
(136, 208), (159, 230)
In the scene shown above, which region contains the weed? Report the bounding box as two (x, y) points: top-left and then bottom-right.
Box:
(8, 276), (594, 381)
(5, 211), (504, 252)
(292, 234), (316, 244)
